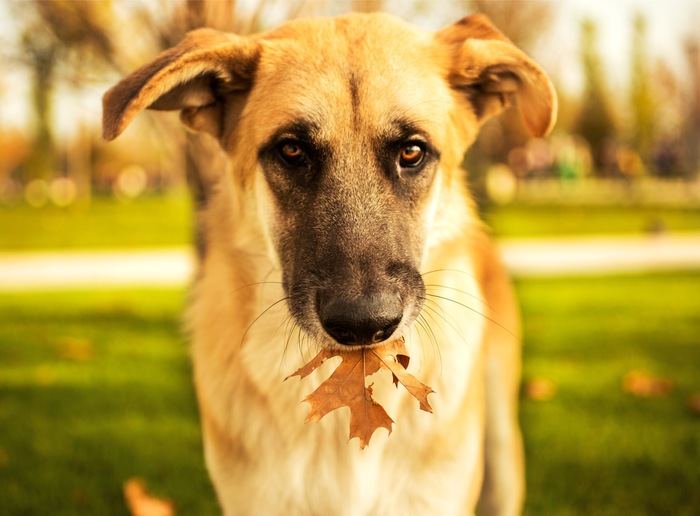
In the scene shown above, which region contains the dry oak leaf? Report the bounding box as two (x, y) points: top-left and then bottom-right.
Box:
(123, 478), (174, 516)
(286, 337), (434, 449)
(623, 370), (674, 397)
(688, 394), (700, 416)
(523, 377), (557, 401)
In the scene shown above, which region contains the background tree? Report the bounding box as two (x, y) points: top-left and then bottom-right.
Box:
(471, 0), (554, 51)
(17, 0), (113, 183)
(629, 13), (655, 162)
(575, 19), (617, 173)
(683, 38), (700, 178)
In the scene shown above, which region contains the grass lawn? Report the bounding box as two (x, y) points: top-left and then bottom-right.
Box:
(0, 289), (218, 515)
(2, 195), (700, 251)
(0, 194), (193, 251)
(482, 203), (700, 238)
(518, 273), (700, 514)
(1, 274), (699, 514)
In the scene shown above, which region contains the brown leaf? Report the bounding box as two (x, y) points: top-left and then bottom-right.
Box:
(298, 347), (391, 448)
(688, 393), (700, 415)
(524, 378), (557, 401)
(623, 371), (673, 397)
(285, 347), (336, 381)
(349, 383), (394, 448)
(286, 338), (434, 448)
(124, 478), (174, 516)
(369, 339), (434, 413)
(302, 347), (382, 423)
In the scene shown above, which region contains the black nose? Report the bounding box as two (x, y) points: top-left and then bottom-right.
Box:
(319, 291), (403, 346)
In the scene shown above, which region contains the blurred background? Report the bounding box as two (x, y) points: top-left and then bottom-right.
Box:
(0, 1), (698, 514)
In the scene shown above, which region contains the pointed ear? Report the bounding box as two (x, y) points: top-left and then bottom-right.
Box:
(102, 28), (260, 141)
(436, 14), (557, 137)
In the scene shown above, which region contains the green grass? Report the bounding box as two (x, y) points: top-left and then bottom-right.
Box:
(0, 194), (193, 251)
(1, 274), (698, 514)
(0, 289), (218, 515)
(518, 273), (700, 514)
(2, 195), (700, 251)
(483, 203), (700, 238)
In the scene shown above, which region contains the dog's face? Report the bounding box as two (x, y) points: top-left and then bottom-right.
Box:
(245, 17), (457, 346)
(103, 13), (556, 349)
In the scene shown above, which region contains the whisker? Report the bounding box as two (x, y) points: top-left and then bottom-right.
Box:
(275, 312), (294, 335)
(421, 268), (478, 280)
(296, 325), (306, 360)
(416, 313), (442, 374)
(279, 315), (298, 376)
(424, 283), (495, 312)
(416, 310), (440, 351)
(240, 296), (290, 348)
(306, 332), (319, 360)
(421, 298), (469, 347)
(425, 293), (520, 341)
(228, 281), (284, 296)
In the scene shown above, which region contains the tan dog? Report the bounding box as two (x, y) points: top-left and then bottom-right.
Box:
(103, 12), (555, 515)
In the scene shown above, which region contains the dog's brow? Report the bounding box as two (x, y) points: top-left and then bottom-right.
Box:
(258, 118), (322, 155)
(273, 119), (320, 142)
(257, 118), (333, 167)
(383, 118), (434, 146)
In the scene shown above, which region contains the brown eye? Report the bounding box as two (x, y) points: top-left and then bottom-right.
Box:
(278, 141), (306, 166)
(399, 143), (425, 168)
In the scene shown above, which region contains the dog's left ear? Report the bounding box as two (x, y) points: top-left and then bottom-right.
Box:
(436, 14), (557, 137)
(103, 28), (260, 141)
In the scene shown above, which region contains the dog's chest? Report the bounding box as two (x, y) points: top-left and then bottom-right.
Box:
(231, 369), (482, 516)
(232, 306), (485, 515)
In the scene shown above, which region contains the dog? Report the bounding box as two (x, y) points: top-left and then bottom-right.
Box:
(103, 12), (556, 515)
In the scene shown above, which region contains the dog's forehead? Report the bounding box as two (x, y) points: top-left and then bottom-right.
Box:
(247, 14), (454, 145)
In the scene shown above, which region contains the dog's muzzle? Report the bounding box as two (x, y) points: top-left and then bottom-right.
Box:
(319, 290), (403, 346)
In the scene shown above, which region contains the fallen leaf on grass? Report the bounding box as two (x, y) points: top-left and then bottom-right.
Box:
(523, 378), (557, 401)
(286, 338), (434, 448)
(623, 371), (673, 397)
(124, 478), (174, 516)
(688, 394), (700, 416)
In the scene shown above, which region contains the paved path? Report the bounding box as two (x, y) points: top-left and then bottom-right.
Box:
(498, 233), (700, 277)
(0, 248), (195, 291)
(1, 233), (700, 291)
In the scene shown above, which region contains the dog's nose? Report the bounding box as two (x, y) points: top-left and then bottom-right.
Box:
(319, 292), (403, 346)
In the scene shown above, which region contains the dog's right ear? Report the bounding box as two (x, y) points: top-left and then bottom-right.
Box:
(436, 14), (557, 137)
(103, 28), (260, 141)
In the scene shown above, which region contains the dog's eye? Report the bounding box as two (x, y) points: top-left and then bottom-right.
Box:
(278, 141), (307, 167)
(399, 143), (425, 168)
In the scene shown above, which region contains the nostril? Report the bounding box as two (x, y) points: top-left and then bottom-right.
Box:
(371, 321), (400, 344)
(326, 326), (357, 346)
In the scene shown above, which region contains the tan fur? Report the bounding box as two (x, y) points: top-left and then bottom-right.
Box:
(104, 13), (555, 516)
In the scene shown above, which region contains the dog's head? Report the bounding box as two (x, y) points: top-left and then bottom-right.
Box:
(104, 13), (556, 348)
